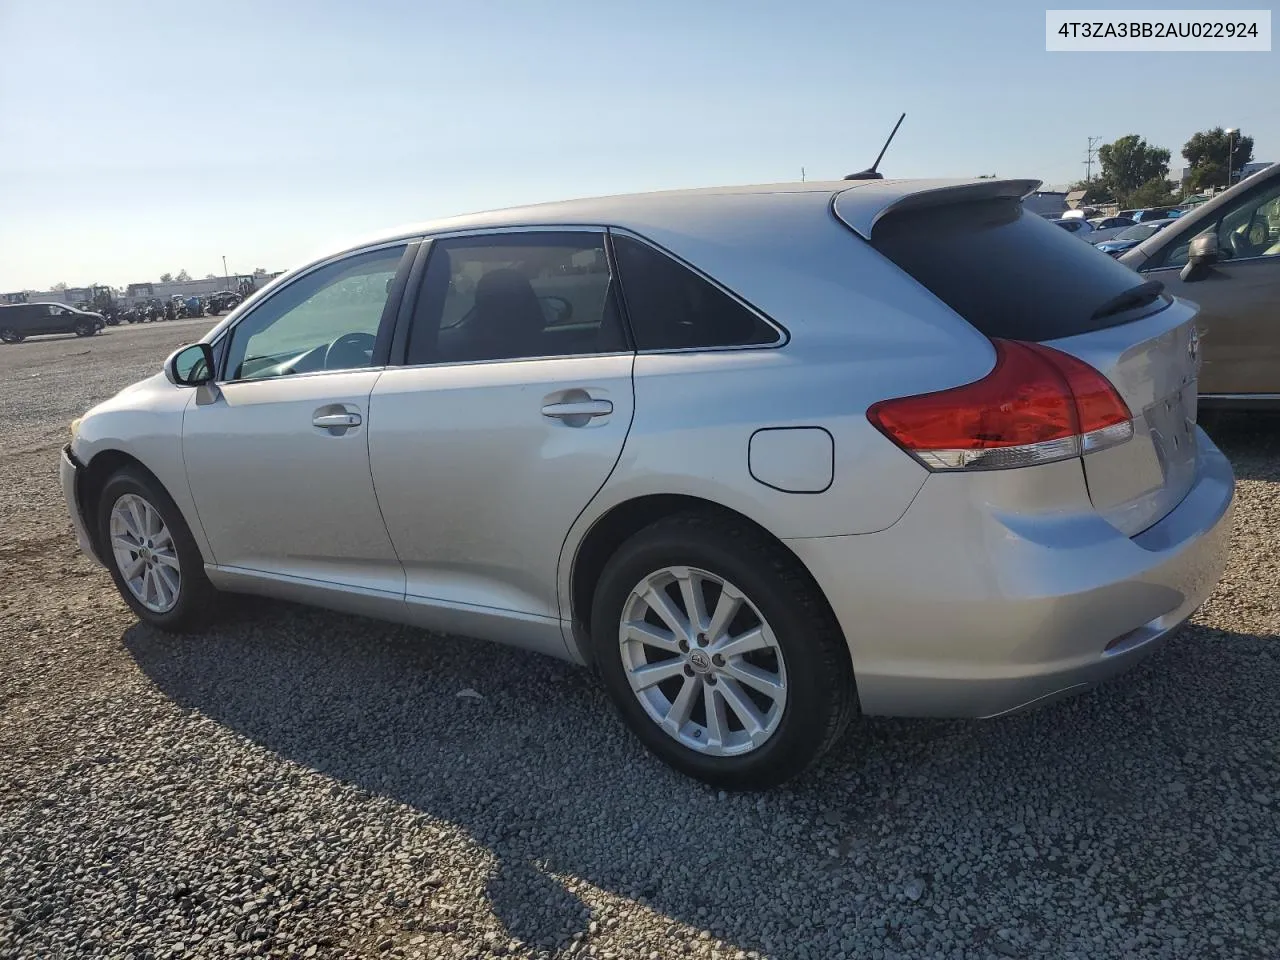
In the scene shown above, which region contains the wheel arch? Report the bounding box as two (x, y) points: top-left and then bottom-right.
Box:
(79, 450), (184, 563)
(565, 493), (853, 678)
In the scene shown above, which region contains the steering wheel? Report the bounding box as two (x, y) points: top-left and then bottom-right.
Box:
(324, 331), (376, 370)
(1226, 216), (1271, 260)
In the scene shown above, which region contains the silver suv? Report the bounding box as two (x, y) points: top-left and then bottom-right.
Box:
(62, 178), (1234, 787)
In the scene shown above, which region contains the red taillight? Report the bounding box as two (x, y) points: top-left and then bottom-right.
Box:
(867, 339), (1133, 471)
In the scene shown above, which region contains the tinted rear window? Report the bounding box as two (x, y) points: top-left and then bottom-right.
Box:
(871, 198), (1162, 341)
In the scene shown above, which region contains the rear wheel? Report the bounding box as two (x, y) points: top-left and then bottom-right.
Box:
(590, 512), (856, 788)
(96, 468), (215, 632)
(0, 327), (24, 344)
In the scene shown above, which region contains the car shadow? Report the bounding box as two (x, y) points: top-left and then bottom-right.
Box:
(123, 597), (1279, 957)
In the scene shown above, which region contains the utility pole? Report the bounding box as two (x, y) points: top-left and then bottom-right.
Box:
(1084, 136), (1103, 183)
(222, 256), (229, 291)
(801, 167), (806, 182)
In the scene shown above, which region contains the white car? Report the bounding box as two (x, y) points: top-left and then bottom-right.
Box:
(61, 178), (1234, 787)
(1052, 218), (1096, 239)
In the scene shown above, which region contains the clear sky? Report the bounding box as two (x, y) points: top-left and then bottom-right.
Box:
(1, 0), (1275, 291)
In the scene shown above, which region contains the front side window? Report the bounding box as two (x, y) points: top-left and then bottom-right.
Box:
(223, 245), (406, 381)
(405, 232), (626, 365)
(611, 235), (780, 350)
(1152, 180), (1280, 269)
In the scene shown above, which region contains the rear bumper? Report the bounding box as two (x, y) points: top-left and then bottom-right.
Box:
(786, 427), (1235, 718)
(60, 446), (101, 564)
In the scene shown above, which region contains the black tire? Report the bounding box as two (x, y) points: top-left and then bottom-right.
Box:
(0, 327), (24, 344)
(590, 511), (856, 789)
(74, 321), (95, 337)
(96, 467), (216, 633)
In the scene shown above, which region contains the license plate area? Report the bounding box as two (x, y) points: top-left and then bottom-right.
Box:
(1145, 382), (1198, 482)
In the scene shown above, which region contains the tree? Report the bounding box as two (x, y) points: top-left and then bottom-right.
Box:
(205, 273), (217, 280)
(1098, 135), (1171, 206)
(51, 281), (68, 291)
(175, 269), (192, 281)
(1125, 177), (1179, 208)
(252, 266), (268, 277)
(1183, 127), (1254, 190)
(159, 272), (173, 283)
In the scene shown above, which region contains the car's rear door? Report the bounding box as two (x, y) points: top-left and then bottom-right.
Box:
(35, 305), (64, 335)
(181, 242), (415, 594)
(366, 230), (634, 655)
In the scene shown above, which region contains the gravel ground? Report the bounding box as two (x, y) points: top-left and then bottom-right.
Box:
(1, 323), (1278, 960)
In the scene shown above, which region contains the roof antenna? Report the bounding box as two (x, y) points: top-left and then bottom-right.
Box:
(843, 113), (906, 181)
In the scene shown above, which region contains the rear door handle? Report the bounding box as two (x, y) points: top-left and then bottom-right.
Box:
(541, 400), (613, 420)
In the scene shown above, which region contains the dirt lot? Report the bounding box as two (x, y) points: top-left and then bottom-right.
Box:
(1, 323), (1278, 960)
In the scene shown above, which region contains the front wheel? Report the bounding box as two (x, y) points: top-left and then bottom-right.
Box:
(74, 321), (95, 337)
(0, 327), (24, 344)
(96, 468), (216, 632)
(590, 512), (856, 789)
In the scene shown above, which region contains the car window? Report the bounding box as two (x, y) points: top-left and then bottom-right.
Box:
(223, 245), (406, 381)
(1152, 179), (1280, 269)
(611, 235), (780, 350)
(872, 197), (1163, 341)
(405, 232), (627, 365)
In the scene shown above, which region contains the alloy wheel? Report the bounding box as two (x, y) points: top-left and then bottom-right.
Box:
(619, 566), (788, 757)
(109, 493), (181, 613)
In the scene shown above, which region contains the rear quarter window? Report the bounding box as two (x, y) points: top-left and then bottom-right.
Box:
(871, 198), (1162, 341)
(612, 235), (780, 350)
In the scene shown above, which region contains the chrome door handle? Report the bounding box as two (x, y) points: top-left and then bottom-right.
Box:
(312, 412), (362, 429)
(541, 400), (613, 420)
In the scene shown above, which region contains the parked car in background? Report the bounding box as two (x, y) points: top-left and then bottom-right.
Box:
(1121, 162), (1280, 408)
(1094, 219), (1179, 257)
(1085, 216), (1138, 243)
(61, 177), (1234, 787)
(1052, 217), (1096, 238)
(204, 291), (243, 316)
(0, 302), (105, 343)
(1118, 207), (1182, 224)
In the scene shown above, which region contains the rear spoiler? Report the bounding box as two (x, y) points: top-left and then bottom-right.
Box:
(833, 178), (1041, 239)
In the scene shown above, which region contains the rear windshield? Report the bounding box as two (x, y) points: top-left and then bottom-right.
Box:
(871, 197), (1163, 341)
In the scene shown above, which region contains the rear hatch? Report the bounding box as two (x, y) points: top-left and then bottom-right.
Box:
(836, 181), (1200, 536)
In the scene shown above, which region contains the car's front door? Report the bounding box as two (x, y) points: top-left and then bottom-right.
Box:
(182, 242), (414, 594)
(367, 231), (634, 653)
(1143, 176), (1280, 397)
(35, 305), (66, 335)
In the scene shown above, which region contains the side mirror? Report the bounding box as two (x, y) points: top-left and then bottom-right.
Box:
(1180, 232), (1220, 283)
(164, 342), (214, 386)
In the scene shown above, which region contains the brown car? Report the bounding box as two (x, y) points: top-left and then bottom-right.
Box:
(1120, 163), (1280, 407)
